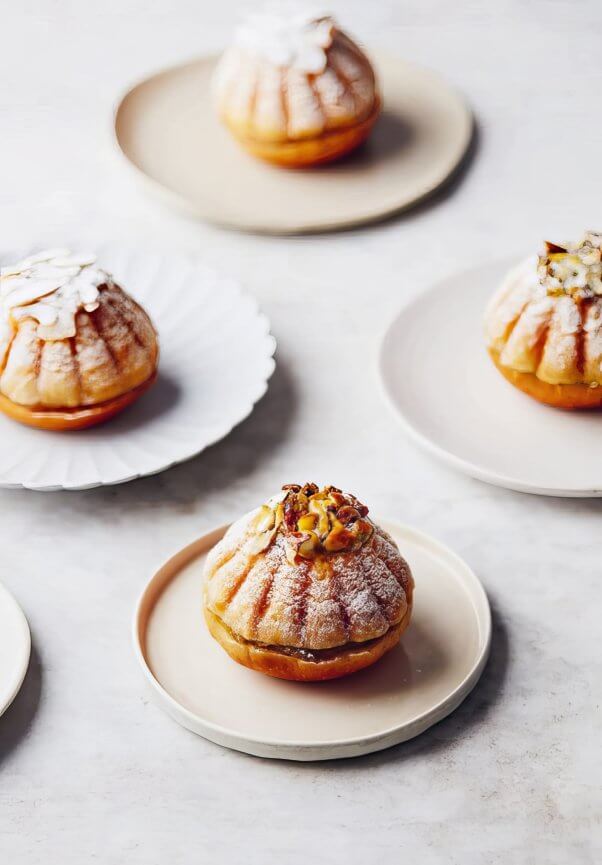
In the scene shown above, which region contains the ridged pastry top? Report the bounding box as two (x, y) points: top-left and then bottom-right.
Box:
(485, 233), (602, 386)
(213, 7), (377, 142)
(204, 484), (414, 651)
(0, 249), (158, 408)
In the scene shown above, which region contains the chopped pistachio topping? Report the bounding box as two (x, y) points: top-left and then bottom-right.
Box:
(251, 483), (374, 564)
(538, 232), (602, 299)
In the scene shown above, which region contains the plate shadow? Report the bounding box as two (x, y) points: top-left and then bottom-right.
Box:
(0, 641), (42, 767)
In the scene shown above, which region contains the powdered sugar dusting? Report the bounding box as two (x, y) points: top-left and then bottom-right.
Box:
(204, 511), (413, 651)
(486, 250), (602, 386)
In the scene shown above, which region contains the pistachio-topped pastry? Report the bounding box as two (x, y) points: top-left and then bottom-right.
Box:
(0, 249), (159, 430)
(485, 232), (602, 409)
(254, 482), (374, 562)
(203, 483), (414, 681)
(537, 233), (602, 298)
(213, 4), (380, 167)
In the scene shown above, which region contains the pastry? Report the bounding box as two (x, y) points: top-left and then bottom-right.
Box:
(213, 7), (380, 167)
(485, 232), (602, 409)
(0, 249), (159, 430)
(203, 483), (414, 681)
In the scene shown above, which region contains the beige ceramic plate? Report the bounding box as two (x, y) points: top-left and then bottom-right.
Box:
(133, 520), (490, 761)
(114, 53), (472, 234)
(379, 259), (602, 496)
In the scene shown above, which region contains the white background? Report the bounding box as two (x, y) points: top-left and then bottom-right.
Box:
(1, 1), (600, 862)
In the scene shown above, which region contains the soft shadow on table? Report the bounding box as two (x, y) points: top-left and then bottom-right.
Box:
(286, 596), (509, 771)
(321, 109), (416, 172)
(0, 642), (42, 767)
(83, 370), (183, 437)
(87, 350), (296, 510)
(290, 114), (480, 237)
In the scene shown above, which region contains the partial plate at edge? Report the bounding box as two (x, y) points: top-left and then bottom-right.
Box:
(380, 259), (602, 496)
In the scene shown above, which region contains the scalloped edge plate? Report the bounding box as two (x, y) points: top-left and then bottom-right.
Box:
(0, 245), (276, 491)
(133, 519), (491, 761)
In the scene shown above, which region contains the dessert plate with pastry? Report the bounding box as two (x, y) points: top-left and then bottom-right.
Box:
(133, 483), (490, 760)
(0, 245), (275, 490)
(380, 231), (602, 496)
(113, 4), (472, 234)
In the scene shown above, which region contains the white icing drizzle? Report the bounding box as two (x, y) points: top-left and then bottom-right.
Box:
(233, 3), (335, 73)
(0, 249), (109, 342)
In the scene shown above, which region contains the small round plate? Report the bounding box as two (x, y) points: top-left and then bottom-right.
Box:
(0, 582), (31, 718)
(0, 245), (275, 491)
(133, 520), (490, 761)
(380, 259), (602, 497)
(114, 52), (472, 234)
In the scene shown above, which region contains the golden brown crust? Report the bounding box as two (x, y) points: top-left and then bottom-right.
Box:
(204, 515), (413, 651)
(226, 97), (380, 167)
(203, 491), (414, 680)
(0, 371), (157, 430)
(488, 347), (602, 409)
(204, 604), (411, 681)
(0, 279), (159, 426)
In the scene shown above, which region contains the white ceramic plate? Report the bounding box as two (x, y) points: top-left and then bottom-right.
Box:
(0, 582), (31, 718)
(380, 259), (602, 497)
(114, 53), (472, 234)
(133, 520), (491, 761)
(0, 246), (276, 491)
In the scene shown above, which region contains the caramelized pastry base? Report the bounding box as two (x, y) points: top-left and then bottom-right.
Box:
(0, 372), (157, 431)
(225, 98), (381, 168)
(204, 603), (411, 682)
(489, 348), (602, 410)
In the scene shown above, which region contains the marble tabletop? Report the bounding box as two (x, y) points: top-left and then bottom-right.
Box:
(1, 1), (600, 862)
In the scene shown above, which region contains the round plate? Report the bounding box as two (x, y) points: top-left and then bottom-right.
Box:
(114, 52), (472, 234)
(380, 259), (602, 497)
(0, 582), (31, 718)
(0, 246), (275, 491)
(133, 520), (491, 761)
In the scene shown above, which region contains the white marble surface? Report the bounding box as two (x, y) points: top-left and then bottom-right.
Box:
(1, 1), (601, 862)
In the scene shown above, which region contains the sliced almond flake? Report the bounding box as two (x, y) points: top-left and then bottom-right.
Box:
(3, 277), (72, 308)
(30, 263), (80, 281)
(37, 306), (78, 341)
(1, 264), (28, 278)
(12, 302), (58, 327)
(0, 249), (108, 342)
(51, 253), (97, 267)
(17, 248), (71, 268)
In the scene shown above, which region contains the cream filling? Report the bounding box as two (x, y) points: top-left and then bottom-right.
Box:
(216, 614), (400, 663)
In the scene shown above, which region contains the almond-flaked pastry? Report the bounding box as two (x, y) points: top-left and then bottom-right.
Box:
(0, 249), (159, 429)
(485, 232), (602, 408)
(203, 483), (414, 681)
(213, 6), (380, 167)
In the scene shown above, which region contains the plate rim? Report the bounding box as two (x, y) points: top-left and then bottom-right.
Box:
(0, 582), (31, 718)
(0, 246), (277, 492)
(132, 518), (492, 760)
(378, 261), (602, 498)
(113, 50), (474, 236)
